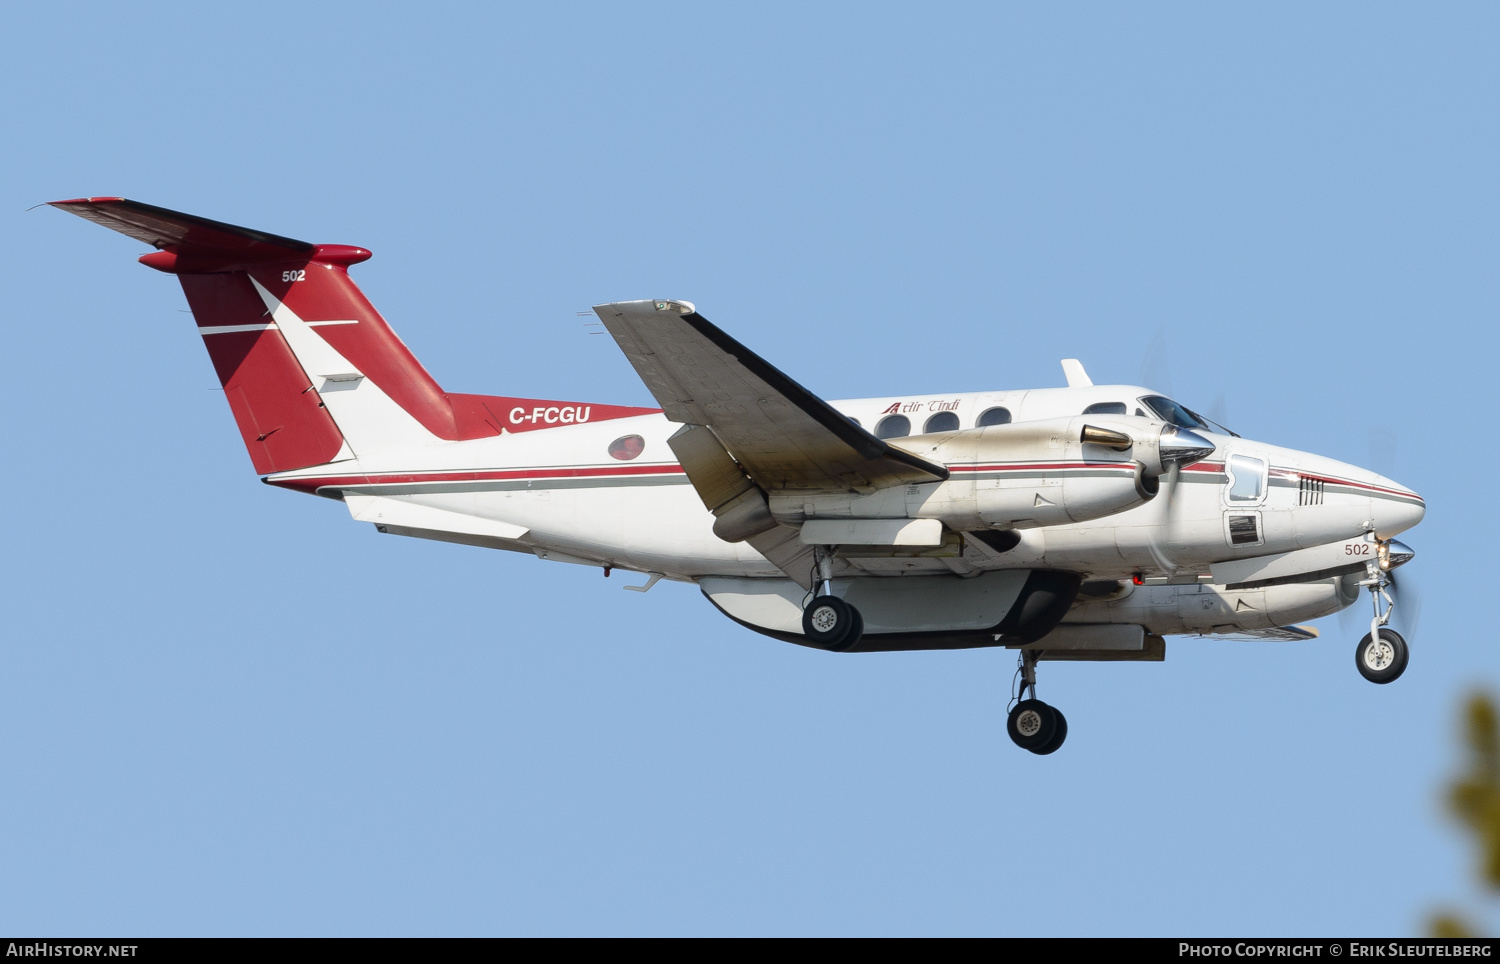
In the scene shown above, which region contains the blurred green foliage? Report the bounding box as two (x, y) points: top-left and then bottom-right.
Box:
(1430, 693), (1500, 937)
(1450, 695), (1500, 887)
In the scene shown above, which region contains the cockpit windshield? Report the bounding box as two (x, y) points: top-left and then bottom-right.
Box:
(1191, 410), (1240, 437)
(1139, 395), (1241, 437)
(1134, 392), (1242, 434)
(1139, 395), (1203, 429)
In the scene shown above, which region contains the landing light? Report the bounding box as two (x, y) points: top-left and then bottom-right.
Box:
(1379, 539), (1415, 571)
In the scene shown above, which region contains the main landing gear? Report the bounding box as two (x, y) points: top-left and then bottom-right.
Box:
(1355, 546), (1411, 685)
(802, 550), (864, 652)
(1008, 650), (1068, 755)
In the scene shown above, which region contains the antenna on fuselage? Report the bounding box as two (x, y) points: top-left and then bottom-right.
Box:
(1061, 359), (1093, 388)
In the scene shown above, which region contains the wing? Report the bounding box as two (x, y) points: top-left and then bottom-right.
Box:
(595, 300), (947, 493)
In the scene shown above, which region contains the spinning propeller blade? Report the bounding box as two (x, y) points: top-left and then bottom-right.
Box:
(1139, 325), (1175, 396)
(1206, 392), (1230, 430)
(1339, 545), (1420, 640)
(1144, 462), (1183, 575)
(1389, 569), (1423, 642)
(1369, 427), (1400, 478)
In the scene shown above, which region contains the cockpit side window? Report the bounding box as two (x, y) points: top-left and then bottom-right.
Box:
(1225, 453), (1267, 503)
(1082, 401), (1127, 415)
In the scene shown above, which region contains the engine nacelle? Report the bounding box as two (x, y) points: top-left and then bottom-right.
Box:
(1064, 574), (1360, 635)
(768, 415), (1215, 535)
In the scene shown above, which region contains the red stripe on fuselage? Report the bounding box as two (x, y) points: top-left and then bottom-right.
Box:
(949, 461), (1136, 473)
(1185, 461), (1419, 500)
(267, 462), (688, 493)
(271, 460), (1138, 494)
(1296, 473), (1422, 502)
(266, 456), (1421, 505)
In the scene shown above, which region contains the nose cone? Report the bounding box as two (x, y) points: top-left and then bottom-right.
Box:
(1371, 476), (1425, 539)
(1160, 427), (1216, 469)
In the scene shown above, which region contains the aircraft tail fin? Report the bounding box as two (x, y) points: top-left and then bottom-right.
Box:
(51, 198), (657, 475)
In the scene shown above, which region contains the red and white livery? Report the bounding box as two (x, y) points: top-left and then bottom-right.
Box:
(55, 198), (1426, 754)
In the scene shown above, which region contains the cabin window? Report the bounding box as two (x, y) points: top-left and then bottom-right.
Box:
(923, 411), (960, 434)
(1225, 454), (1266, 503)
(875, 414), (911, 439)
(1082, 401), (1127, 415)
(847, 416), (861, 428)
(608, 435), (645, 460)
(977, 406), (1012, 427)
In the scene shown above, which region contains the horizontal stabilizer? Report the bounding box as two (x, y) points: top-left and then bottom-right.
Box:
(50, 197), (315, 260)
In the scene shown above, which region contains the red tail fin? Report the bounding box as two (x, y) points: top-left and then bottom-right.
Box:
(181, 271), (349, 473)
(52, 198), (658, 473)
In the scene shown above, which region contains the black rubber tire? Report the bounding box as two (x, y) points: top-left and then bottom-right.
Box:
(1007, 699), (1057, 751)
(1356, 629), (1409, 684)
(826, 607), (864, 653)
(1031, 709), (1068, 755)
(803, 595), (857, 647)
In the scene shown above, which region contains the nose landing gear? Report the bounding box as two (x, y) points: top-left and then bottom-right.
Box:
(1008, 650), (1068, 754)
(1355, 548), (1409, 684)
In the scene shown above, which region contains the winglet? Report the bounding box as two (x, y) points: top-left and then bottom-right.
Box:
(1061, 359), (1093, 388)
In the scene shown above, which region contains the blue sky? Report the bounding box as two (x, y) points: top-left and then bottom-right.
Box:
(1, 2), (1495, 935)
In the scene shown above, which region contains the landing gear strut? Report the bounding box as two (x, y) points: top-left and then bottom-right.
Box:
(1007, 650), (1068, 755)
(802, 549), (864, 652)
(1356, 552), (1409, 685)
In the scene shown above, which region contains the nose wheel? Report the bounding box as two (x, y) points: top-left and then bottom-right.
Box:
(1357, 628), (1408, 684)
(1356, 551), (1410, 684)
(1008, 650), (1068, 754)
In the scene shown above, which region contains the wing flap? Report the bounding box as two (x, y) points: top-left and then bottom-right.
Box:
(666, 423), (755, 512)
(747, 525), (818, 591)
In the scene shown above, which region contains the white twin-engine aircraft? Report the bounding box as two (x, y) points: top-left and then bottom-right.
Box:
(57, 198), (1426, 754)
